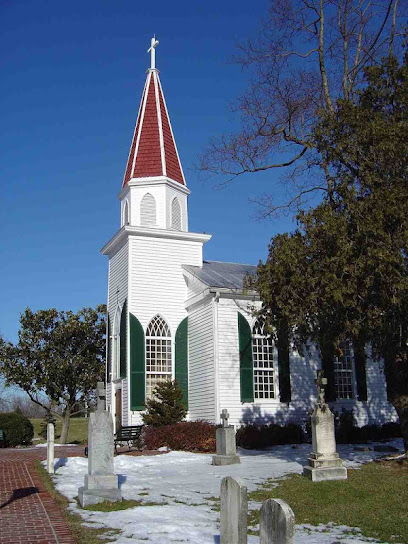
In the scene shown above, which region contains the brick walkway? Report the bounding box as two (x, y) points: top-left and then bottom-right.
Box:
(0, 446), (84, 544)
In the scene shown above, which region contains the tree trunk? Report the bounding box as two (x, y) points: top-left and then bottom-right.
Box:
(392, 397), (408, 453)
(60, 408), (71, 445)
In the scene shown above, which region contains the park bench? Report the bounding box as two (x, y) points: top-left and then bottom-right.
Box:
(114, 425), (144, 452)
(0, 429), (4, 448)
(84, 424), (144, 456)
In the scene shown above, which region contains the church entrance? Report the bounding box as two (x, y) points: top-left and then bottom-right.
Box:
(115, 389), (122, 431)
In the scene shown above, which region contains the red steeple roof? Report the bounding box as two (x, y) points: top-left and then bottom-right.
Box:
(122, 48), (186, 187)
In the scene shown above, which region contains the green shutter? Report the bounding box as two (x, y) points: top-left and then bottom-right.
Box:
(353, 338), (368, 402)
(107, 315), (112, 382)
(238, 312), (254, 403)
(120, 300), (127, 378)
(277, 321), (291, 402)
(130, 313), (145, 410)
(175, 317), (188, 409)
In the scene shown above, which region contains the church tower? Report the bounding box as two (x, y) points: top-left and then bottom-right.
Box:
(102, 38), (211, 428)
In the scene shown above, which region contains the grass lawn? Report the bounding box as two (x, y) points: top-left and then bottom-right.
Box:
(31, 417), (88, 444)
(249, 458), (408, 543)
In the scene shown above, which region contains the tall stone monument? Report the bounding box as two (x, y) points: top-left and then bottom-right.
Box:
(212, 409), (240, 466)
(78, 383), (122, 506)
(303, 371), (348, 481)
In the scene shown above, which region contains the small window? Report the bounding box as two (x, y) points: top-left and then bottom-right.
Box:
(171, 198), (182, 230)
(252, 319), (276, 400)
(146, 315), (172, 399)
(141, 193), (156, 226)
(123, 200), (130, 226)
(334, 342), (355, 399)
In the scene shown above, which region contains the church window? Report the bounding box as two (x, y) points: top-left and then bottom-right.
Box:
(334, 342), (355, 399)
(141, 193), (156, 226)
(171, 197), (182, 230)
(252, 319), (276, 400)
(123, 200), (130, 226)
(146, 315), (172, 399)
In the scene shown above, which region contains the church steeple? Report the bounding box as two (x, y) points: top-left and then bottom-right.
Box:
(122, 38), (186, 188)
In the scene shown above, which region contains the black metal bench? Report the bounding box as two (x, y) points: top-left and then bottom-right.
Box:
(114, 425), (144, 452)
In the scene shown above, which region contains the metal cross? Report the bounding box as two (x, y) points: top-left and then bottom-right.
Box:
(96, 381), (106, 411)
(220, 409), (230, 428)
(147, 36), (159, 70)
(315, 370), (328, 406)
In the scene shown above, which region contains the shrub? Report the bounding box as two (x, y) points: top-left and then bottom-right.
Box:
(236, 422), (305, 450)
(0, 410), (34, 446)
(142, 380), (187, 427)
(334, 409), (360, 443)
(334, 410), (401, 443)
(144, 421), (216, 452)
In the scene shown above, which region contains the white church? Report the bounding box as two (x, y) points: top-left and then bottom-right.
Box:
(102, 38), (396, 431)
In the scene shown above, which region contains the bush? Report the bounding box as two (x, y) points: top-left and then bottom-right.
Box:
(334, 409), (401, 443)
(144, 421), (216, 452)
(0, 410), (34, 446)
(142, 380), (187, 427)
(236, 422), (305, 450)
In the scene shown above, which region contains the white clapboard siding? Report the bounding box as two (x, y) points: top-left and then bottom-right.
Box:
(107, 241), (128, 409)
(188, 297), (215, 421)
(216, 298), (397, 428)
(121, 379), (129, 426)
(128, 236), (202, 334)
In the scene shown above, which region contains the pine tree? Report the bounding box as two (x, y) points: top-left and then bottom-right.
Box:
(142, 380), (187, 427)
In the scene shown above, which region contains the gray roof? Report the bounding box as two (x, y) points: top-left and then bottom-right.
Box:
(183, 260), (257, 290)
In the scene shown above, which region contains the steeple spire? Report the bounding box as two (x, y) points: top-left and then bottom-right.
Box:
(147, 36), (159, 70)
(122, 37), (186, 188)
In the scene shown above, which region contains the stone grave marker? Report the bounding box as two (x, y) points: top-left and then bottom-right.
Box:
(78, 384), (122, 507)
(96, 381), (106, 411)
(46, 422), (54, 474)
(212, 409), (240, 466)
(220, 476), (247, 544)
(303, 370), (347, 481)
(260, 498), (295, 544)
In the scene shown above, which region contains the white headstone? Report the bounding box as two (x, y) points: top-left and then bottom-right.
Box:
(303, 371), (348, 481)
(212, 409), (240, 466)
(260, 499), (295, 544)
(46, 422), (54, 474)
(220, 476), (248, 544)
(78, 410), (122, 506)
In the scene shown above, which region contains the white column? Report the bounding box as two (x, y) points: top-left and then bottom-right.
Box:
(47, 422), (55, 474)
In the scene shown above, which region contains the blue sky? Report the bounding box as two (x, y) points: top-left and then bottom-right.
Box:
(1, 0), (296, 343)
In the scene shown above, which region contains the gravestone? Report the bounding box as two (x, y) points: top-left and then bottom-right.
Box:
(220, 476), (247, 544)
(96, 381), (106, 411)
(78, 385), (122, 506)
(46, 422), (54, 474)
(212, 409), (240, 466)
(260, 499), (295, 544)
(303, 371), (348, 481)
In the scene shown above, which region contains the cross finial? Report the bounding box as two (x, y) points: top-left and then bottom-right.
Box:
(221, 409), (230, 428)
(315, 370), (328, 406)
(147, 36), (159, 70)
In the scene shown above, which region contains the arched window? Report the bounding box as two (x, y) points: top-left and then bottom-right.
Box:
(171, 197), (182, 230)
(252, 319), (276, 400)
(140, 193), (156, 226)
(123, 200), (130, 226)
(146, 315), (172, 398)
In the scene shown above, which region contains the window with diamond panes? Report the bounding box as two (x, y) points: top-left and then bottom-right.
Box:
(334, 342), (354, 399)
(146, 316), (172, 399)
(252, 320), (275, 400)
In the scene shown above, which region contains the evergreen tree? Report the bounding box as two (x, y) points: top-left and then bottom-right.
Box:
(142, 380), (187, 427)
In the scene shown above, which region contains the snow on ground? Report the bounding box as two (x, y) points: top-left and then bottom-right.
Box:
(50, 439), (404, 544)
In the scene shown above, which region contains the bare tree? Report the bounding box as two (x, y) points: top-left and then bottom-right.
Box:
(199, 0), (405, 216)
